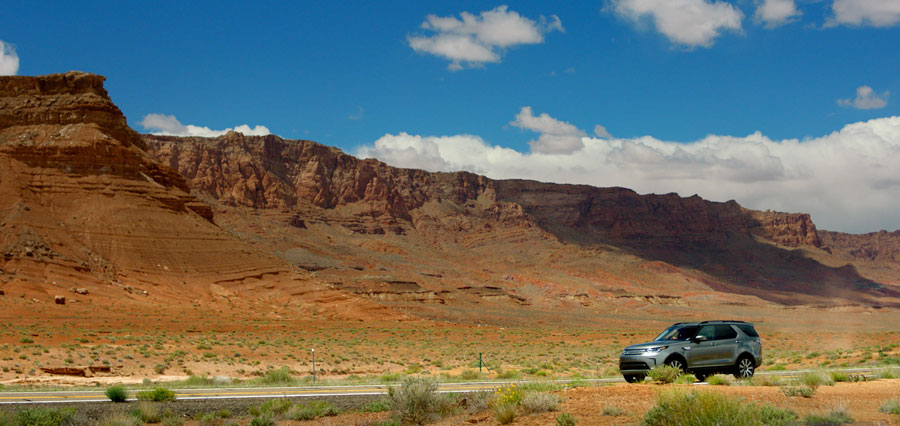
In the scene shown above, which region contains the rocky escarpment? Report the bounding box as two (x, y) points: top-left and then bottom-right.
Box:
(146, 133), (823, 247)
(145, 132), (900, 307)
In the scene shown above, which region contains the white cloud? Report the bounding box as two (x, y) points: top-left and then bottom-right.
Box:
(754, 0), (801, 28)
(611, 0), (743, 48)
(838, 86), (889, 110)
(0, 40), (19, 76)
(830, 0), (900, 27)
(139, 114), (270, 137)
(594, 125), (613, 139)
(510, 106), (586, 154)
(408, 5), (563, 70)
(358, 114), (900, 233)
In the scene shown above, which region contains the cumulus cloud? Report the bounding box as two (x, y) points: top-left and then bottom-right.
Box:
(611, 0), (743, 48)
(140, 114), (270, 137)
(754, 0), (801, 28)
(838, 86), (889, 110)
(594, 125), (613, 139)
(829, 0), (900, 27)
(510, 107), (587, 154)
(0, 40), (19, 76)
(408, 5), (563, 70)
(358, 115), (900, 233)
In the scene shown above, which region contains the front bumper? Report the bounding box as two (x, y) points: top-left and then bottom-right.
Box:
(619, 354), (660, 374)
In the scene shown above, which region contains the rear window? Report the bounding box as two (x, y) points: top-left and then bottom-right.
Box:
(736, 324), (759, 337)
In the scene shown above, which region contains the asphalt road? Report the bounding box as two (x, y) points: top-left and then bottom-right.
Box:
(0, 367), (881, 405)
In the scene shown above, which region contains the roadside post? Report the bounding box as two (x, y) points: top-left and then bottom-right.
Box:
(312, 348), (317, 382)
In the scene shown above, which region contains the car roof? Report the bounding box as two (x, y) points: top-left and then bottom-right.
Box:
(670, 320), (754, 326)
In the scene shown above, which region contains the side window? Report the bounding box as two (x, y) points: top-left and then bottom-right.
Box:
(696, 325), (716, 340)
(737, 324), (759, 337)
(714, 325), (737, 340)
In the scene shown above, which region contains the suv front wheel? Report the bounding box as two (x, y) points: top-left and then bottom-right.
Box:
(734, 355), (755, 379)
(624, 374), (645, 383)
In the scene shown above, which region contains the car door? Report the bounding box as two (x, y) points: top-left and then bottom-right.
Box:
(686, 325), (718, 367)
(710, 325), (739, 366)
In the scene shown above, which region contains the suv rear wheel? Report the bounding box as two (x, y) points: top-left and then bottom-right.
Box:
(734, 355), (755, 379)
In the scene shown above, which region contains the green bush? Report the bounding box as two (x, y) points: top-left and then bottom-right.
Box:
(492, 402), (516, 424)
(556, 412), (576, 426)
(879, 398), (900, 415)
(130, 401), (161, 423)
(521, 391), (560, 413)
(496, 369), (520, 379)
(674, 374), (697, 384)
(782, 386), (816, 398)
(105, 385), (128, 402)
(136, 387), (176, 402)
(707, 375), (730, 386)
(258, 398), (293, 416)
(285, 401), (339, 420)
(15, 407), (78, 426)
(803, 407), (853, 425)
(647, 365), (682, 384)
(256, 366), (296, 386)
(798, 372), (833, 389)
(363, 399), (392, 413)
(250, 412), (275, 426)
(830, 371), (850, 382)
(389, 377), (448, 425)
(97, 413), (141, 426)
(644, 389), (798, 426)
(459, 369), (481, 380)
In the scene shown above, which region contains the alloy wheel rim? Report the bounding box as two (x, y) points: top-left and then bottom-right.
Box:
(739, 359), (753, 377)
(669, 360), (684, 371)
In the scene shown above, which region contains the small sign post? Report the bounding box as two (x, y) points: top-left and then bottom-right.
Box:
(312, 348), (317, 383)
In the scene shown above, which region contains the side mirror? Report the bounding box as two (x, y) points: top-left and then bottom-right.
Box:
(692, 335), (708, 343)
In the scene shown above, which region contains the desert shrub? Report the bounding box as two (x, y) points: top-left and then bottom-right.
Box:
(160, 415), (184, 426)
(768, 364), (787, 370)
(249, 412), (275, 426)
(644, 389), (798, 426)
(380, 372), (403, 383)
(782, 385), (816, 398)
(15, 407), (78, 426)
(97, 413), (140, 426)
(370, 421), (401, 426)
(285, 401), (338, 420)
(136, 387), (175, 402)
(495, 369), (520, 379)
(601, 405), (625, 416)
(521, 391), (560, 413)
(707, 374), (730, 386)
(879, 398), (900, 415)
(363, 399), (392, 412)
(105, 385), (128, 402)
(492, 384), (524, 406)
(459, 369), (481, 380)
(492, 403), (516, 424)
(674, 373), (697, 384)
(556, 412), (576, 426)
(461, 390), (493, 413)
(519, 382), (563, 393)
(751, 375), (784, 386)
(183, 375), (215, 386)
(259, 398), (293, 417)
(130, 401), (161, 423)
(257, 366), (296, 386)
(877, 367), (900, 379)
(389, 377), (448, 425)
(798, 371), (833, 389)
(647, 365), (682, 384)
(830, 371), (850, 382)
(803, 406), (853, 425)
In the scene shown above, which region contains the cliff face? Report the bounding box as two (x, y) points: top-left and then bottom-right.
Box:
(0, 73), (395, 319)
(146, 133), (823, 248)
(143, 132), (900, 307)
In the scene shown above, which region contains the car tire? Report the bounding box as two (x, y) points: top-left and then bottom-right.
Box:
(694, 372), (707, 382)
(624, 374), (645, 383)
(665, 357), (686, 373)
(734, 355), (755, 379)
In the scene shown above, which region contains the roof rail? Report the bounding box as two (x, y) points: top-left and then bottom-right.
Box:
(699, 320), (747, 324)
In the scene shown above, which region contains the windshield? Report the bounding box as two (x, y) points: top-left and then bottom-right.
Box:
(654, 325), (699, 341)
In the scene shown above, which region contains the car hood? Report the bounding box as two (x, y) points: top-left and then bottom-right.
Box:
(624, 341), (681, 351)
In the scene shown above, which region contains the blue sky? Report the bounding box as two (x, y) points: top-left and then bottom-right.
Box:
(3, 1), (900, 232)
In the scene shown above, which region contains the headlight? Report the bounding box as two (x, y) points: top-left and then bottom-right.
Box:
(642, 346), (668, 355)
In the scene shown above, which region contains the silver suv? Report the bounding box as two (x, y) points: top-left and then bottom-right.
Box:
(619, 320), (762, 383)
